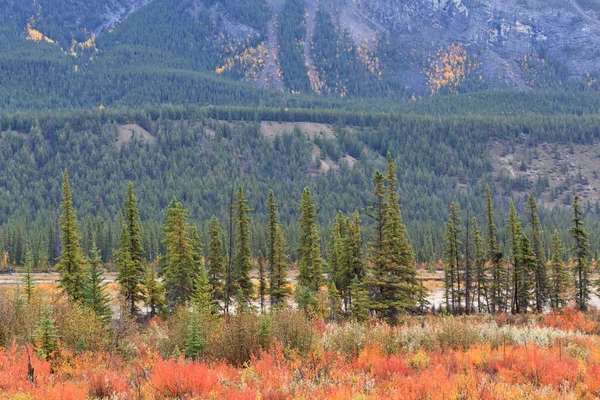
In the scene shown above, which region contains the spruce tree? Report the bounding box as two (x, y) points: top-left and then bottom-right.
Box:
(485, 185), (504, 313)
(345, 211), (365, 302)
(34, 306), (59, 361)
(57, 170), (86, 303)
(207, 216), (226, 311)
(163, 202), (195, 308)
(144, 264), (165, 318)
(233, 185), (254, 307)
(22, 247), (34, 302)
(269, 224), (291, 309)
(526, 194), (548, 313)
(368, 154), (417, 321)
(116, 183), (145, 316)
(472, 218), (489, 313)
(549, 230), (569, 309)
(185, 310), (206, 360)
(191, 228), (204, 288)
(84, 244), (112, 325)
(267, 190), (278, 275)
(297, 188), (323, 297)
(327, 212), (347, 307)
(257, 251), (267, 313)
(327, 280), (343, 322)
(443, 202), (461, 313)
(349, 276), (370, 322)
(191, 262), (216, 315)
(570, 193), (591, 311)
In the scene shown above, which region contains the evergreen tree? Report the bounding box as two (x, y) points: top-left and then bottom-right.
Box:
(185, 310), (206, 360)
(549, 230), (569, 309)
(344, 211), (365, 303)
(415, 280), (431, 315)
(257, 251), (267, 313)
(22, 247), (34, 302)
(443, 202), (461, 313)
(368, 154), (417, 321)
(207, 216), (226, 311)
(526, 194), (548, 313)
(269, 224), (291, 309)
(191, 262), (216, 315)
(472, 218), (489, 313)
(163, 202), (195, 308)
(485, 185), (504, 313)
(57, 170), (86, 303)
(34, 306), (59, 361)
(327, 280), (343, 322)
(233, 185), (254, 307)
(83, 244), (112, 325)
(327, 212), (347, 306)
(191, 228), (204, 287)
(349, 276), (370, 322)
(570, 193), (591, 311)
(297, 188), (323, 295)
(145, 264), (165, 318)
(116, 183), (145, 316)
(266, 190), (278, 275)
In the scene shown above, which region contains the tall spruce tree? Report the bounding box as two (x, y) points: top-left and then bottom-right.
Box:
(257, 251), (267, 313)
(443, 202), (461, 313)
(485, 185), (504, 313)
(163, 202), (195, 308)
(116, 183), (145, 316)
(84, 244), (112, 325)
(269, 223), (291, 309)
(570, 193), (591, 311)
(472, 218), (489, 313)
(526, 194), (548, 313)
(57, 170), (86, 303)
(233, 185), (254, 308)
(549, 230), (569, 309)
(368, 154), (417, 321)
(207, 216), (226, 311)
(297, 188), (323, 297)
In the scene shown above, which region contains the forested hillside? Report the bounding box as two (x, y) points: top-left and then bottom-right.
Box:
(2, 103), (600, 270)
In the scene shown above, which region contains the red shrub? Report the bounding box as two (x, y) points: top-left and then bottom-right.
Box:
(149, 358), (221, 397)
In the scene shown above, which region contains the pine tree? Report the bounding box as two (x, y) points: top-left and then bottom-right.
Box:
(349, 276), (370, 322)
(485, 185), (504, 313)
(22, 247), (34, 302)
(549, 230), (569, 309)
(571, 193), (591, 311)
(297, 188), (323, 295)
(207, 216), (226, 311)
(116, 183), (145, 316)
(269, 224), (291, 309)
(233, 185), (254, 307)
(257, 251), (267, 313)
(83, 244), (112, 325)
(368, 154), (417, 321)
(443, 202), (461, 313)
(34, 306), (59, 361)
(57, 170), (87, 303)
(163, 202), (195, 308)
(527, 194), (548, 313)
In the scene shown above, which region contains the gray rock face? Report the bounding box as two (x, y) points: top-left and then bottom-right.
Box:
(329, 0), (600, 88)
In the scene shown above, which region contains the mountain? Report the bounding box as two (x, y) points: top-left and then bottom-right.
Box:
(2, 0), (600, 112)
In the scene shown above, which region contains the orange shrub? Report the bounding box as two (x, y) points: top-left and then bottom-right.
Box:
(149, 357), (223, 397)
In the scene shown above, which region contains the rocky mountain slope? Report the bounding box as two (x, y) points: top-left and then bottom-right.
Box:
(2, 0), (600, 99)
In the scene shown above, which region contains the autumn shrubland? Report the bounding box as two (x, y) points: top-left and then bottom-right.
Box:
(2, 284), (600, 400)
